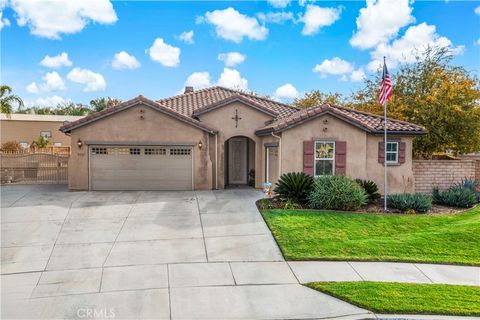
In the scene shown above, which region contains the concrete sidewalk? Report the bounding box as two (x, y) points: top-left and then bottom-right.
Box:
(288, 261), (480, 286)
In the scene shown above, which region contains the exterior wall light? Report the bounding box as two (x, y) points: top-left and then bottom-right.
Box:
(198, 141), (203, 150)
(77, 139), (83, 148)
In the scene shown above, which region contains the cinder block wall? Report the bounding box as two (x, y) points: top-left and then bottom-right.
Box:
(413, 160), (478, 194)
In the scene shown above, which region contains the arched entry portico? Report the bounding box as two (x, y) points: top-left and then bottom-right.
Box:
(224, 135), (256, 187)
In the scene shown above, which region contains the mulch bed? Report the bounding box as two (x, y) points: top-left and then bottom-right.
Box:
(257, 197), (467, 215)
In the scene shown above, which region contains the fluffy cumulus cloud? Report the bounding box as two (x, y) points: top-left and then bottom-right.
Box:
(274, 83), (299, 100)
(350, 0), (414, 50)
(185, 72), (211, 89)
(30, 95), (68, 107)
(217, 68), (248, 90)
(313, 57), (354, 77)
(349, 68), (366, 82)
(9, 0), (117, 39)
(178, 30), (194, 44)
(26, 71), (67, 93)
(146, 38), (180, 67)
(267, 0), (291, 9)
(475, 6), (480, 15)
(257, 12), (294, 24)
(300, 5), (342, 36)
(67, 67), (106, 92)
(202, 7), (268, 43)
(0, 0), (10, 30)
(367, 22), (463, 72)
(112, 51), (140, 70)
(218, 52), (246, 67)
(39, 52), (72, 68)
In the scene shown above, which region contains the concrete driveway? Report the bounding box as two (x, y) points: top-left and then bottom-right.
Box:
(1, 185), (370, 319)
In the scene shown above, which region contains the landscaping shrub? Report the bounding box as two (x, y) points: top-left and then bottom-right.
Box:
(308, 175), (368, 211)
(274, 172), (314, 203)
(453, 178), (480, 202)
(387, 193), (432, 213)
(355, 179), (381, 203)
(432, 187), (477, 208)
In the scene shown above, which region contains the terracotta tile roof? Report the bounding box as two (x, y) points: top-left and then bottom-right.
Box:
(157, 86), (299, 118)
(60, 96), (218, 133)
(256, 104), (425, 136)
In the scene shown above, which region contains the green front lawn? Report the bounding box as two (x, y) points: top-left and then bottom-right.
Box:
(261, 206), (480, 265)
(307, 282), (480, 316)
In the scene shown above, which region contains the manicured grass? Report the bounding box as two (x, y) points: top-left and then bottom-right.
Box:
(307, 282), (480, 316)
(261, 206), (480, 265)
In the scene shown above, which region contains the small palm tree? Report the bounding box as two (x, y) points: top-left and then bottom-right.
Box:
(0, 85), (24, 114)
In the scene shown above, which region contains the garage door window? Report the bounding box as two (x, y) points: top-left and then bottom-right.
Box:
(91, 147), (115, 155)
(117, 148), (141, 155)
(170, 148), (191, 156)
(145, 148), (166, 155)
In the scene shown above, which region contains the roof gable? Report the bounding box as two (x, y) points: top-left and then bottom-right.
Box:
(192, 94), (277, 118)
(157, 86), (298, 118)
(255, 104), (425, 136)
(60, 96), (218, 134)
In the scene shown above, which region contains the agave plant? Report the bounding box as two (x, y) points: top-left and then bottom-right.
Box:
(355, 179), (381, 203)
(453, 178), (480, 202)
(274, 172), (314, 203)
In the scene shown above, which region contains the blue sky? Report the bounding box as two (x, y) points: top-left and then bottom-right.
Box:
(1, 0), (479, 107)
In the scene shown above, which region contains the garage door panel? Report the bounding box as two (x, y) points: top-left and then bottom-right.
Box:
(90, 146), (193, 191)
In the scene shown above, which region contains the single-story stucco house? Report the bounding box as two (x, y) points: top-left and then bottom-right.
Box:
(1, 113), (84, 148)
(60, 86), (425, 193)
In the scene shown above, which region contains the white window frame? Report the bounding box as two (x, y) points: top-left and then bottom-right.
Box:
(314, 141), (335, 176)
(386, 141), (399, 164)
(40, 131), (52, 138)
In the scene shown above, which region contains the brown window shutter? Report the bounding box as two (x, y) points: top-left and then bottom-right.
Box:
(303, 141), (314, 176)
(378, 142), (385, 164)
(335, 141), (347, 176)
(399, 141), (406, 164)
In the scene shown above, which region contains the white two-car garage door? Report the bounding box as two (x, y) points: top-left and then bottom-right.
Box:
(89, 145), (193, 191)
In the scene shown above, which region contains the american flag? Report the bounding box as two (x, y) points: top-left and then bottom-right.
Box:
(378, 61), (393, 105)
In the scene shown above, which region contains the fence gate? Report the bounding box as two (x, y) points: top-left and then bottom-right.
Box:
(1, 153), (69, 184)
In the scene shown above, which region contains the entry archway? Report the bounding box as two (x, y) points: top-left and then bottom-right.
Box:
(224, 136), (256, 187)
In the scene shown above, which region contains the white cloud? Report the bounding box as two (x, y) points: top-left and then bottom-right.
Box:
(257, 12), (294, 24)
(39, 52), (72, 68)
(475, 6), (480, 15)
(367, 22), (463, 72)
(350, 68), (366, 82)
(146, 38), (180, 67)
(185, 72), (211, 89)
(313, 57), (354, 78)
(267, 0), (291, 9)
(178, 30), (194, 44)
(217, 68), (248, 90)
(350, 0), (414, 50)
(67, 67), (106, 92)
(203, 7), (268, 43)
(112, 51), (140, 70)
(274, 83), (299, 100)
(26, 71), (67, 93)
(26, 82), (39, 94)
(9, 0), (117, 39)
(0, 11), (10, 30)
(477, 38), (480, 45)
(31, 95), (68, 107)
(218, 52), (246, 67)
(300, 5), (341, 36)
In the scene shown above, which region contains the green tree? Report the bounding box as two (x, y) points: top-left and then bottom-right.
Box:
(90, 97), (122, 112)
(55, 102), (92, 116)
(0, 85), (24, 114)
(16, 106), (55, 115)
(293, 90), (346, 109)
(351, 46), (480, 158)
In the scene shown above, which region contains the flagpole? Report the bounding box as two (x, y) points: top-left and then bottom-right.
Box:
(383, 56), (388, 211)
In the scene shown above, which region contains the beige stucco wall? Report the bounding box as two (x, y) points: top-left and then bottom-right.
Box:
(67, 105), (212, 190)
(1, 120), (72, 146)
(198, 102), (274, 189)
(280, 114), (415, 194)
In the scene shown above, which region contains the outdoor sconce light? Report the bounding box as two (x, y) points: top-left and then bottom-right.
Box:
(77, 139), (83, 148)
(198, 141), (203, 150)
